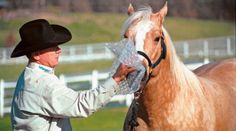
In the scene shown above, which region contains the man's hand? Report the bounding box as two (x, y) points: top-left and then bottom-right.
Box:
(112, 64), (136, 83)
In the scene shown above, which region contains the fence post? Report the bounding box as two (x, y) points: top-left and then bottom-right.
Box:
(2, 49), (7, 64)
(226, 37), (232, 55)
(105, 47), (113, 59)
(203, 40), (209, 63)
(87, 46), (92, 55)
(183, 42), (189, 58)
(69, 46), (76, 56)
(59, 74), (67, 86)
(125, 94), (133, 107)
(0, 79), (4, 117)
(91, 70), (98, 89)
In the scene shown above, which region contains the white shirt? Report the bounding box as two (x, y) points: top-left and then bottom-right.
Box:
(11, 62), (120, 131)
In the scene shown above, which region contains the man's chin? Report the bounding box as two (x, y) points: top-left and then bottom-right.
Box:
(51, 62), (59, 68)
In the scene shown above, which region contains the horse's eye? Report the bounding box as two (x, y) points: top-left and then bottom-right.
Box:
(154, 37), (160, 42)
(124, 35), (128, 38)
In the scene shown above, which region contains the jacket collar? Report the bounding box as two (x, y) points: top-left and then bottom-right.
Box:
(27, 62), (54, 74)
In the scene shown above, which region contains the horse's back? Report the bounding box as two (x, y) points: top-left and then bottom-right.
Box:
(194, 58), (236, 130)
(194, 58), (236, 89)
(194, 58), (236, 101)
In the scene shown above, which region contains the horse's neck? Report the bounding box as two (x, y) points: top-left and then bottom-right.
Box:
(138, 57), (204, 128)
(140, 30), (191, 105)
(140, 59), (182, 110)
(138, 32), (204, 122)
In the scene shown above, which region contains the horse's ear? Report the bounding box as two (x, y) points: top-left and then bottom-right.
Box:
(159, 1), (168, 18)
(127, 3), (134, 16)
(153, 2), (168, 26)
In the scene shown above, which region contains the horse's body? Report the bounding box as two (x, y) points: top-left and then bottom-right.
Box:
(123, 3), (236, 131)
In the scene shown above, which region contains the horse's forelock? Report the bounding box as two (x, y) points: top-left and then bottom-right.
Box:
(121, 6), (152, 37)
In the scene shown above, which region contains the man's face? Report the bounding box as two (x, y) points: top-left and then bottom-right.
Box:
(33, 46), (61, 68)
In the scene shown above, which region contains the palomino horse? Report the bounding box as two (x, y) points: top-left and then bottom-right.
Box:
(123, 2), (236, 131)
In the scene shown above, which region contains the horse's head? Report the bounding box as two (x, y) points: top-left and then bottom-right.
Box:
(121, 2), (168, 78)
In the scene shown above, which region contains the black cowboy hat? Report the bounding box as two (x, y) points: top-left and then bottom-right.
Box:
(11, 19), (72, 58)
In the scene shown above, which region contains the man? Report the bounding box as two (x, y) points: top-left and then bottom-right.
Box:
(10, 19), (135, 131)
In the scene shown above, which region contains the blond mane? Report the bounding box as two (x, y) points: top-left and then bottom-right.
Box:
(162, 28), (215, 129)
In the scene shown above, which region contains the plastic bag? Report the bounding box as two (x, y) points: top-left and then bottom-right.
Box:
(106, 39), (146, 94)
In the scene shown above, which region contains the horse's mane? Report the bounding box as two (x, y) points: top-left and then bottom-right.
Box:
(162, 28), (206, 97)
(163, 27), (215, 128)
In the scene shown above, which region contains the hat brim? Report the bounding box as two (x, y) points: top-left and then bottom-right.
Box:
(11, 25), (72, 58)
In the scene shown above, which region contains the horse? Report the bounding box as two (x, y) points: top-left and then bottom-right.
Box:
(122, 2), (236, 131)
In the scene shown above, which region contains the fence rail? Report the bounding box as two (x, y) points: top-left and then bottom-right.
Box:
(0, 36), (235, 64)
(0, 62), (206, 117)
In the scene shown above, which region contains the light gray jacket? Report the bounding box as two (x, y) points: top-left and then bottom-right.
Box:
(11, 62), (120, 131)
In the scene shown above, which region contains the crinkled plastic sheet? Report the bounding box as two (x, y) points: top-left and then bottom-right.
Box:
(106, 39), (146, 94)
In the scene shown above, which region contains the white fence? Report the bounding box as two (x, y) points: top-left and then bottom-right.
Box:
(0, 62), (206, 117)
(174, 36), (235, 59)
(0, 36), (235, 64)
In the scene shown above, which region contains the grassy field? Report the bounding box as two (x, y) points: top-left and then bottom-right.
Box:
(0, 12), (235, 47)
(0, 107), (128, 131)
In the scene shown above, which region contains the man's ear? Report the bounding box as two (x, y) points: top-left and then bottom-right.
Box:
(31, 52), (40, 61)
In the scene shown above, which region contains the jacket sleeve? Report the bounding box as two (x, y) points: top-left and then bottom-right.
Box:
(39, 76), (119, 118)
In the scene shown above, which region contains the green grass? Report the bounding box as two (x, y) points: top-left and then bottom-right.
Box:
(0, 115), (11, 131)
(0, 60), (113, 81)
(67, 13), (125, 44)
(164, 17), (235, 41)
(0, 64), (25, 81)
(0, 13), (235, 47)
(0, 107), (128, 131)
